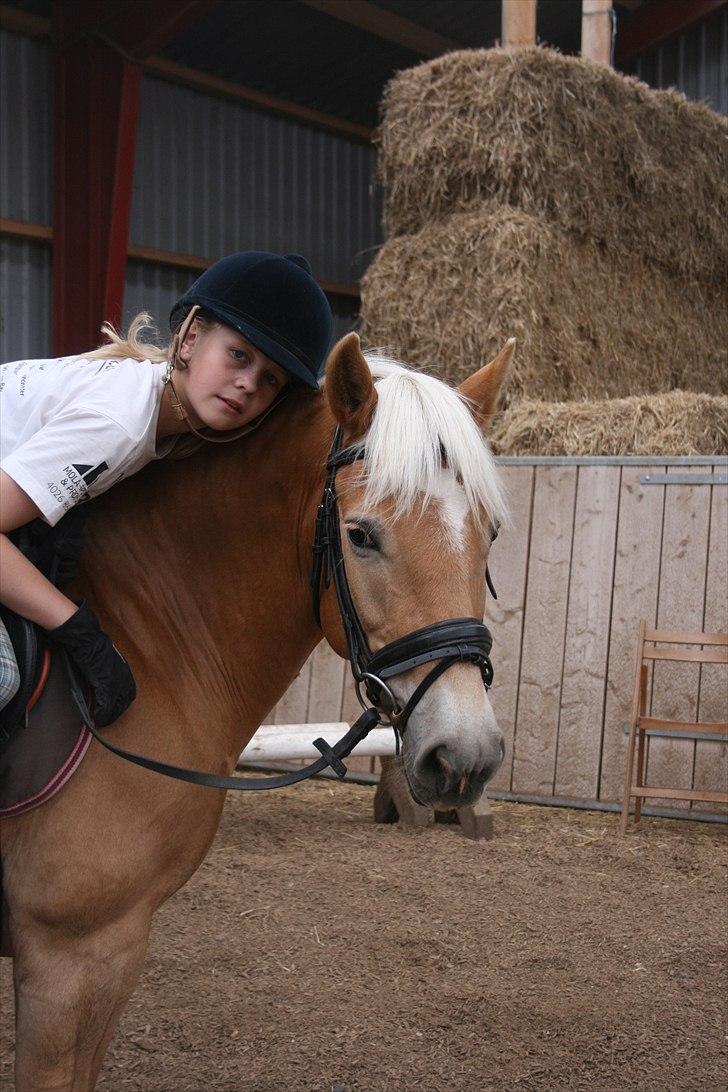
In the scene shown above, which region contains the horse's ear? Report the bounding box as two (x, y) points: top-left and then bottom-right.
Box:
(458, 339), (515, 430)
(325, 332), (378, 439)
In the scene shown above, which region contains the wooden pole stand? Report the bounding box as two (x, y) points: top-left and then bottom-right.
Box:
(374, 757), (495, 841)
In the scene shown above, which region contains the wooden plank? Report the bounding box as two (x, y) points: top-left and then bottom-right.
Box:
(272, 658), (313, 726)
(486, 465), (534, 792)
(694, 470), (728, 810)
(555, 466), (620, 799)
(600, 466), (664, 803)
(631, 786), (728, 803)
(639, 717), (727, 734)
(646, 627), (728, 645)
(0, 217), (52, 243)
(502, 0), (537, 48)
(643, 646), (728, 663)
(647, 466), (712, 808)
(511, 466), (577, 795)
(306, 640), (347, 724)
(581, 0), (614, 66)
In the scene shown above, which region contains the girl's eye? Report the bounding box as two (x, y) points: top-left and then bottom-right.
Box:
(265, 372), (280, 388)
(347, 527), (378, 552)
(231, 348), (250, 363)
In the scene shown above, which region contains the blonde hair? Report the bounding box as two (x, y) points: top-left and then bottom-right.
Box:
(80, 310), (219, 364)
(79, 310), (222, 459)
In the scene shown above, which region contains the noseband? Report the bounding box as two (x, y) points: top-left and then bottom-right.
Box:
(310, 426), (495, 744)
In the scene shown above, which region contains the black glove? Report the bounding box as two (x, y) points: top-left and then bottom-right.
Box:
(48, 601), (136, 727)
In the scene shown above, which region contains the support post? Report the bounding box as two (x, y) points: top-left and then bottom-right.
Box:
(52, 9), (141, 355)
(501, 0), (537, 49)
(581, 0), (614, 65)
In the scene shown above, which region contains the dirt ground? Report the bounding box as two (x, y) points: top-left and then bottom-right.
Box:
(1, 782), (726, 1092)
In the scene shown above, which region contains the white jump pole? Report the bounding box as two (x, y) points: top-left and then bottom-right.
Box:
(239, 722), (396, 763)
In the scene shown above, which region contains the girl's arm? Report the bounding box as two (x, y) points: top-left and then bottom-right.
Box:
(0, 469), (136, 725)
(0, 469), (78, 628)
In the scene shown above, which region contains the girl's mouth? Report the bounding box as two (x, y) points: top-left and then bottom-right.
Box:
(218, 396), (243, 415)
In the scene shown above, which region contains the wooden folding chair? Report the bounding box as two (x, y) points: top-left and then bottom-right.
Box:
(620, 620), (728, 833)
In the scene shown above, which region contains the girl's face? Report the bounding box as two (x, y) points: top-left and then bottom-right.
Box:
(175, 321), (289, 431)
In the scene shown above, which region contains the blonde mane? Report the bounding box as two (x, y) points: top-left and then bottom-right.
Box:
(349, 354), (507, 531)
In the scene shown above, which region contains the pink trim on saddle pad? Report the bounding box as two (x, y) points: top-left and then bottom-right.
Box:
(0, 726), (91, 818)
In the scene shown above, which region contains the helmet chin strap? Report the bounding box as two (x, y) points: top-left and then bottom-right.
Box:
(163, 304), (288, 445)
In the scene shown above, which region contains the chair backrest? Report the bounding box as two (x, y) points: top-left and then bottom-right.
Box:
(641, 628), (728, 665)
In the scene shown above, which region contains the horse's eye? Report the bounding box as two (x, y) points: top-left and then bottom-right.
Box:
(490, 522), (500, 544)
(348, 527), (378, 551)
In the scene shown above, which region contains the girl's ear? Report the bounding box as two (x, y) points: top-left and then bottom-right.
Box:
(176, 308), (203, 365)
(325, 332), (378, 440)
(458, 339), (515, 431)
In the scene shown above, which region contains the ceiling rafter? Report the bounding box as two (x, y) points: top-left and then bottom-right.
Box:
(300, 0), (463, 57)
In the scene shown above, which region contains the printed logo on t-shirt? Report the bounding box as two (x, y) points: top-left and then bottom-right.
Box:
(72, 462), (109, 487)
(48, 461), (111, 510)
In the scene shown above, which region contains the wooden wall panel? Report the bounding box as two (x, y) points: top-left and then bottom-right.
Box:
(272, 658), (312, 725)
(647, 466), (711, 807)
(555, 467), (620, 799)
(487, 465), (534, 792)
(511, 466), (577, 795)
(599, 466), (664, 803)
(307, 640), (347, 723)
(694, 469), (728, 809)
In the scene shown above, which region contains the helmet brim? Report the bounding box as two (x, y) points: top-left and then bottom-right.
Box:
(171, 299), (323, 389)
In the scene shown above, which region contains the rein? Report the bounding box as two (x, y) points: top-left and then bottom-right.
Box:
(73, 426), (496, 789)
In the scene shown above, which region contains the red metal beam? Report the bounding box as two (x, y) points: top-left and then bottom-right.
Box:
(51, 2), (217, 354)
(616, 0), (728, 66)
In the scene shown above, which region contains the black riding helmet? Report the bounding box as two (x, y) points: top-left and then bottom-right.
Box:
(170, 252), (333, 389)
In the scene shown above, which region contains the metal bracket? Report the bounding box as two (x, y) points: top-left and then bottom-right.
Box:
(640, 473), (727, 486)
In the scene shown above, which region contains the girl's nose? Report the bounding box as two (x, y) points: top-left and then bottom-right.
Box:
(235, 363), (260, 393)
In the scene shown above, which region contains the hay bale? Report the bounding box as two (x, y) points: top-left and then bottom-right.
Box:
(360, 208), (728, 403)
(489, 391), (728, 456)
(378, 47), (728, 285)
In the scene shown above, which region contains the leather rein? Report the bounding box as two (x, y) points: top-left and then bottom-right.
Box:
(69, 426), (496, 790)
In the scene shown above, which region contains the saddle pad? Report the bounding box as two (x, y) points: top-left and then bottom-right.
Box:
(0, 653), (90, 817)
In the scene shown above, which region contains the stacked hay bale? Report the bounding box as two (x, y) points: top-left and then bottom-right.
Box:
(360, 47), (728, 455)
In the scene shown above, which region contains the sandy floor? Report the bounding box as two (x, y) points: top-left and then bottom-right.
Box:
(1, 782), (726, 1091)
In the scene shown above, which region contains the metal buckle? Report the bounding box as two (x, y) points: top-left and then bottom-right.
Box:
(356, 672), (402, 726)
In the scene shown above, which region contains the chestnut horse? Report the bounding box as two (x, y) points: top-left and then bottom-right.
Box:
(0, 332), (512, 1090)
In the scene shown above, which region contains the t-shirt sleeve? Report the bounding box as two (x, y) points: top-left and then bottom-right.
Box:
(0, 409), (138, 525)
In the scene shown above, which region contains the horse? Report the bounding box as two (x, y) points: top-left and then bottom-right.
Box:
(0, 331), (513, 1090)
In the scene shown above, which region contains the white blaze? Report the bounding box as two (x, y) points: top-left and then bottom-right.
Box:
(434, 469), (469, 552)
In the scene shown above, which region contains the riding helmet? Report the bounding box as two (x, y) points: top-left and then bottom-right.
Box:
(170, 251), (333, 389)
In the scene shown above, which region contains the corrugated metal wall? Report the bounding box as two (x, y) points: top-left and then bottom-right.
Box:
(634, 7), (728, 115)
(0, 27), (380, 362)
(0, 29), (53, 361)
(124, 75), (380, 340)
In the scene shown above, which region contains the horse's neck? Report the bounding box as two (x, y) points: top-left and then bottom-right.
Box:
(79, 397), (330, 762)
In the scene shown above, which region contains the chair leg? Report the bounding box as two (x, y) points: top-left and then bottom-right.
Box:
(634, 664), (648, 825)
(620, 725), (637, 834)
(635, 729), (646, 824)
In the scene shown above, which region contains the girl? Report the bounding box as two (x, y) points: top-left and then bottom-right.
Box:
(0, 251), (333, 728)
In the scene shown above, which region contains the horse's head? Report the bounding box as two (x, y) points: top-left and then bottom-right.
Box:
(317, 333), (513, 810)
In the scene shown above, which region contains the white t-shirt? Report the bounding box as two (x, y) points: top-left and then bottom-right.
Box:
(0, 355), (174, 525)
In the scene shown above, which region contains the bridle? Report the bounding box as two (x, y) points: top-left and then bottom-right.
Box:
(68, 426), (497, 790)
(311, 426), (495, 746)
